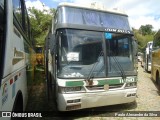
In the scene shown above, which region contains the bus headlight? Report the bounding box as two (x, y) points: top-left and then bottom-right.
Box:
(125, 82), (137, 88)
(58, 86), (85, 93)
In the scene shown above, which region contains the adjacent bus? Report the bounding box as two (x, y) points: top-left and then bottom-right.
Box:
(152, 30), (160, 87)
(35, 45), (44, 65)
(45, 2), (138, 111)
(0, 0), (34, 119)
(143, 41), (153, 72)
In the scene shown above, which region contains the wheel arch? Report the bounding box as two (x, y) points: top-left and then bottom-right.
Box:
(156, 70), (160, 85)
(12, 90), (23, 112)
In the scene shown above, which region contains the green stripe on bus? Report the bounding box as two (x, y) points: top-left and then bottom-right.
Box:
(66, 81), (84, 87)
(98, 79), (121, 85)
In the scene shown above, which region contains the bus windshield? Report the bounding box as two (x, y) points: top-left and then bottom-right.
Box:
(106, 33), (135, 77)
(57, 29), (135, 78)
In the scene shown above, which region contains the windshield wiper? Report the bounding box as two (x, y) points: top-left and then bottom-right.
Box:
(85, 51), (104, 83)
(107, 39), (126, 80)
(111, 55), (126, 80)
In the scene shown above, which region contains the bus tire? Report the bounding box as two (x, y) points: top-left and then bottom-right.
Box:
(145, 55), (149, 72)
(156, 71), (160, 88)
(53, 83), (58, 110)
(11, 91), (23, 120)
(53, 66), (58, 111)
(46, 71), (51, 101)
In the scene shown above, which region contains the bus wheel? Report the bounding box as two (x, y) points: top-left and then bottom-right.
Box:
(156, 71), (160, 88)
(11, 92), (23, 120)
(53, 78), (58, 111)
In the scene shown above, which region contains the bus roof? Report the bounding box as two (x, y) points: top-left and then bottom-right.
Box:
(58, 2), (127, 16)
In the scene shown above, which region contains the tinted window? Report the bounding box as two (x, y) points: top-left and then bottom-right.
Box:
(13, 0), (31, 40)
(59, 7), (130, 30)
(106, 33), (134, 76)
(36, 47), (43, 53)
(13, 0), (23, 28)
(0, 2), (4, 78)
(24, 6), (30, 37)
(0, 6), (4, 54)
(57, 29), (105, 78)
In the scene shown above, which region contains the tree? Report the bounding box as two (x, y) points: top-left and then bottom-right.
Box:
(133, 27), (154, 52)
(139, 24), (153, 36)
(28, 7), (55, 45)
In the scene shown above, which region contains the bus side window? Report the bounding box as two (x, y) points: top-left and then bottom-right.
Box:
(13, 0), (23, 28)
(0, 7), (3, 38)
(0, 3), (4, 79)
(24, 5), (30, 38)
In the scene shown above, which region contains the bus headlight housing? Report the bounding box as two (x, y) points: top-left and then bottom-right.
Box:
(58, 86), (85, 93)
(125, 82), (137, 88)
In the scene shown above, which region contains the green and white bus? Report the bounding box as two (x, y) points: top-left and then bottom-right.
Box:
(0, 0), (35, 119)
(45, 2), (138, 111)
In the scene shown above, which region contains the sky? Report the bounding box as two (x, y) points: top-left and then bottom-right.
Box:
(26, 0), (160, 31)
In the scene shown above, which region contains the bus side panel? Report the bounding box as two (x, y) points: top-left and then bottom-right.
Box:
(1, 0), (29, 113)
(0, 68), (27, 111)
(152, 49), (160, 82)
(2, 0), (13, 78)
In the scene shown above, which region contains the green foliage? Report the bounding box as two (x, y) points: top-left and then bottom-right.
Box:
(154, 30), (160, 47)
(28, 7), (55, 45)
(139, 24), (153, 36)
(133, 25), (155, 52)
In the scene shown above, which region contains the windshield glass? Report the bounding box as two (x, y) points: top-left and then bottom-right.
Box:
(57, 29), (105, 78)
(58, 7), (130, 30)
(57, 29), (135, 78)
(105, 32), (135, 77)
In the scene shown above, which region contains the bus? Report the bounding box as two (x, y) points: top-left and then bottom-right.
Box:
(0, 0), (34, 119)
(137, 52), (143, 62)
(35, 45), (44, 65)
(45, 2), (138, 111)
(152, 30), (160, 87)
(143, 41), (153, 72)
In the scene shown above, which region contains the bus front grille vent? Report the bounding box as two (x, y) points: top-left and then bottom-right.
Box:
(109, 84), (123, 89)
(86, 84), (123, 90)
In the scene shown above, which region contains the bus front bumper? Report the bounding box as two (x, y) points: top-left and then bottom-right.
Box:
(57, 88), (137, 111)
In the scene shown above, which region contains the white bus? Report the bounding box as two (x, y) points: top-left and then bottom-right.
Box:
(0, 0), (34, 119)
(143, 41), (153, 72)
(45, 2), (138, 111)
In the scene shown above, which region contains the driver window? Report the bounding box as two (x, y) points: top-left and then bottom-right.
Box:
(0, 3), (4, 78)
(0, 5), (4, 56)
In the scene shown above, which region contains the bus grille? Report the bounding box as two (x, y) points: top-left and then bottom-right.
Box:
(86, 84), (123, 90)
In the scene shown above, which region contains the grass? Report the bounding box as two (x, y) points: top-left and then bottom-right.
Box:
(33, 65), (45, 85)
